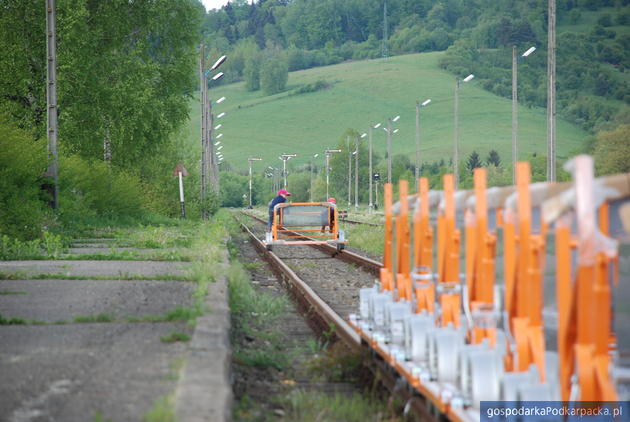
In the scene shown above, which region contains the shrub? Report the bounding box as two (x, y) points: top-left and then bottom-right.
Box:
(0, 116), (47, 240)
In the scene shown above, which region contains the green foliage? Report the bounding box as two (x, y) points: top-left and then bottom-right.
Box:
(0, 116), (47, 239)
(58, 155), (146, 226)
(143, 395), (174, 422)
(219, 172), (247, 207)
(0, 1), (203, 167)
(466, 150), (483, 174)
(281, 390), (392, 422)
(594, 124), (630, 175)
(260, 47), (289, 95)
(73, 313), (116, 323)
(0, 233), (67, 260)
(244, 49), (262, 91)
(487, 150), (502, 167)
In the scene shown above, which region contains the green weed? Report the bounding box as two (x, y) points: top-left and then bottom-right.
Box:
(0, 314), (27, 325)
(0, 233), (68, 260)
(0, 290), (27, 295)
(160, 331), (191, 343)
(281, 390), (394, 422)
(143, 395), (174, 422)
(73, 313), (116, 323)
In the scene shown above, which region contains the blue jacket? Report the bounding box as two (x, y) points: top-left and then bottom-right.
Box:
(268, 195), (286, 214)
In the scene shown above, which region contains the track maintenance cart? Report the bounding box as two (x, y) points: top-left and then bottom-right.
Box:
(264, 202), (347, 251)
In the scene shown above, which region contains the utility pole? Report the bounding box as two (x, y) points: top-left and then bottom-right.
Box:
(325, 149), (342, 201)
(547, 0), (557, 182)
(382, 0), (389, 60)
(454, 74), (474, 189)
(355, 136), (359, 209)
(280, 154), (297, 188)
(454, 78), (459, 190)
(512, 46), (518, 184)
(199, 45), (207, 219)
(46, 0), (59, 209)
(347, 136), (352, 206)
(415, 99), (431, 191)
(387, 119), (392, 184)
(310, 154), (318, 202)
(199, 52), (226, 219)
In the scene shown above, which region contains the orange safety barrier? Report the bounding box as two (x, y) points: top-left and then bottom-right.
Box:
(413, 177), (435, 314)
(504, 162), (546, 381)
(466, 168), (497, 346)
(555, 155), (617, 401)
(395, 180), (412, 301)
(437, 174), (461, 328)
(381, 184), (394, 291)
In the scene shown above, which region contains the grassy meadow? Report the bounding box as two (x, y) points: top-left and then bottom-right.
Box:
(185, 51), (589, 172)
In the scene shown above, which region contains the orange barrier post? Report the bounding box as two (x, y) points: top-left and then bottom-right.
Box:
(558, 155), (618, 401)
(437, 174), (461, 327)
(396, 180), (412, 301)
(381, 183), (394, 291)
(467, 168), (497, 346)
(507, 162), (546, 381)
(413, 177), (435, 313)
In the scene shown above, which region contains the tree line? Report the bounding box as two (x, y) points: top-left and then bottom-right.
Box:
(0, 0), (205, 239)
(203, 0), (629, 134)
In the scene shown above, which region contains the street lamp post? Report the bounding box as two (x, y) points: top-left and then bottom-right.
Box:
(454, 74), (474, 189)
(512, 46), (536, 184)
(310, 153), (319, 202)
(355, 133), (366, 209)
(324, 149), (342, 200)
(280, 153), (297, 189)
(368, 123), (381, 212)
(347, 136), (352, 206)
(415, 99), (431, 190)
(384, 115), (400, 184)
(199, 50), (226, 219)
(248, 157), (262, 209)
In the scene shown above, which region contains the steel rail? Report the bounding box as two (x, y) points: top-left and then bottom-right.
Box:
(242, 212), (382, 277)
(238, 218), (361, 348)
(236, 213), (439, 422)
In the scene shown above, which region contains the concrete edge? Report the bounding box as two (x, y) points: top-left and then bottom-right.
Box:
(174, 249), (232, 422)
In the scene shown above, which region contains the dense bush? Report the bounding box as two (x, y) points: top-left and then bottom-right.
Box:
(59, 156), (145, 219)
(0, 117), (47, 239)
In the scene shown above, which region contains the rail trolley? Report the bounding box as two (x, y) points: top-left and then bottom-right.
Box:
(263, 202), (347, 251)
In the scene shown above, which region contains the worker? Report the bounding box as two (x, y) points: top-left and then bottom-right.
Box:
(321, 197), (336, 233)
(268, 189), (291, 230)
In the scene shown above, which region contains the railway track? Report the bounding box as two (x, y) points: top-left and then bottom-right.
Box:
(236, 212), (437, 421)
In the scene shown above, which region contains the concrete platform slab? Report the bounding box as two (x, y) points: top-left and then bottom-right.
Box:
(0, 260), (191, 279)
(0, 279), (195, 322)
(0, 322), (190, 422)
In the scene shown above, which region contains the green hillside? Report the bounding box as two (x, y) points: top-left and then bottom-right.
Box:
(190, 51), (587, 172)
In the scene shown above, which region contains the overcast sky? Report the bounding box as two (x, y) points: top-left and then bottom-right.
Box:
(201, 0), (254, 12)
